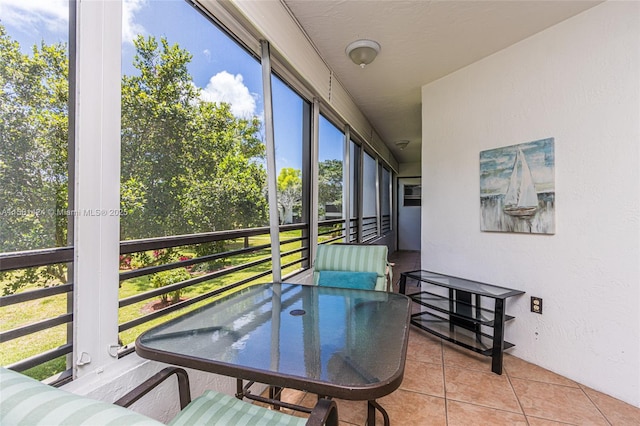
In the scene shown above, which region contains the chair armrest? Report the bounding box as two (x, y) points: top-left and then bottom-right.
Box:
(306, 398), (338, 426)
(114, 366), (191, 410)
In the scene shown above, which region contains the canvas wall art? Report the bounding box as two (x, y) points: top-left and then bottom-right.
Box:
(480, 138), (555, 234)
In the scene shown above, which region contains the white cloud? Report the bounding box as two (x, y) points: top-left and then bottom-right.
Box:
(201, 71), (257, 118)
(0, 0), (146, 45)
(0, 0), (68, 33)
(122, 0), (147, 44)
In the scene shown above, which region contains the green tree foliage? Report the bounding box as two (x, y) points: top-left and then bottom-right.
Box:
(318, 159), (343, 218)
(121, 35), (268, 239)
(0, 25), (69, 252)
(0, 25), (69, 292)
(276, 167), (302, 224)
(1, 29), (268, 294)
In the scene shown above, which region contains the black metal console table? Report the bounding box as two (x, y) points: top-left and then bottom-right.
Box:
(399, 270), (524, 374)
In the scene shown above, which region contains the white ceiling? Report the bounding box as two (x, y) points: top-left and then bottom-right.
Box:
(283, 0), (602, 165)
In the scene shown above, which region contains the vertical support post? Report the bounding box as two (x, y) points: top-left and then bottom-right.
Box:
(66, 0), (77, 372)
(475, 294), (482, 342)
(260, 40), (281, 282)
(452, 289), (474, 332)
(492, 298), (506, 374)
(343, 126), (351, 242)
(392, 173), (397, 241)
(398, 274), (407, 294)
(375, 160), (381, 238)
(300, 100), (312, 269)
(73, 0), (121, 378)
(309, 99), (320, 263)
(357, 145), (364, 243)
(449, 289), (455, 332)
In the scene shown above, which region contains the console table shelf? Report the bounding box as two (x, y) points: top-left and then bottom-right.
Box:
(399, 270), (525, 374)
(409, 290), (516, 326)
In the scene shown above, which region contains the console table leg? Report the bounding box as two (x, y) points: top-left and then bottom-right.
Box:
(492, 299), (506, 374)
(398, 275), (407, 294)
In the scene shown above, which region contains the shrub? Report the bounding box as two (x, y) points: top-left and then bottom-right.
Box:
(150, 268), (191, 304)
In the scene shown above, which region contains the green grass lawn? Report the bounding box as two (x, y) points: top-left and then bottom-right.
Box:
(1, 230), (308, 380)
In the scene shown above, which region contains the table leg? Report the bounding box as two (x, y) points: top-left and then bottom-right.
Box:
(491, 298), (506, 374)
(367, 400), (390, 426)
(398, 274), (407, 294)
(269, 385), (282, 410)
(235, 378), (244, 400)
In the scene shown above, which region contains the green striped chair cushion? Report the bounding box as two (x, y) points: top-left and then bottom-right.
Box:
(313, 244), (389, 291)
(0, 367), (163, 426)
(169, 390), (307, 426)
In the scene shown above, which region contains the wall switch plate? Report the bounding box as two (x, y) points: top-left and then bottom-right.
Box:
(531, 296), (543, 314)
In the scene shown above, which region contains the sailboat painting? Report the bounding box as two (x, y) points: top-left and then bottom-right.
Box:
(480, 138), (555, 234)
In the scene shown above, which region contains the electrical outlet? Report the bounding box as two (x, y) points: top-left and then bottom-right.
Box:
(531, 296), (543, 314)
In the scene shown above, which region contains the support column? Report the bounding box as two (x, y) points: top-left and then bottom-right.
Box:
(73, 0), (122, 377)
(261, 40), (282, 282)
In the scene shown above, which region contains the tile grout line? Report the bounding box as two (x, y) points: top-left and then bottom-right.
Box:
(392, 253), (639, 424)
(440, 337), (450, 426)
(505, 367), (532, 425)
(578, 383), (613, 426)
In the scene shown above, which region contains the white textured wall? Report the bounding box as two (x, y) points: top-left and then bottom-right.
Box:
(421, 2), (640, 406)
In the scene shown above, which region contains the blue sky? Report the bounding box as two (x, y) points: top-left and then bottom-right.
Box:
(0, 0), (345, 172)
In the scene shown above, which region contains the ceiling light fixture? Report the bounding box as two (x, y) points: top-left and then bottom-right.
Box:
(345, 39), (381, 68)
(395, 140), (410, 150)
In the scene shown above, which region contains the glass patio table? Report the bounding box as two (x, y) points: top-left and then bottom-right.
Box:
(135, 282), (412, 425)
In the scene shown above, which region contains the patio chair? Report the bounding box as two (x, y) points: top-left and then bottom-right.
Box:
(313, 243), (393, 291)
(0, 366), (338, 426)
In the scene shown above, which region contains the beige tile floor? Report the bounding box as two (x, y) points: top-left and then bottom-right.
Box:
(263, 251), (640, 425)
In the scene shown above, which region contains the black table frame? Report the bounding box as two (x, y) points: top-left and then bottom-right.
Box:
(135, 283), (411, 425)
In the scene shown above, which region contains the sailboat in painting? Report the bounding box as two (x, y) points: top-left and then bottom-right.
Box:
(503, 148), (539, 218)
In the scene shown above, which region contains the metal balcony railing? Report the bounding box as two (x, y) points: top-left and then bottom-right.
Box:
(0, 214), (395, 383)
(381, 214), (391, 233)
(361, 216), (378, 242)
(0, 248), (74, 377)
(0, 222), (321, 382)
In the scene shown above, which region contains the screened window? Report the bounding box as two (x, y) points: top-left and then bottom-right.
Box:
(118, 1), (268, 346)
(0, 6), (71, 253)
(273, 75), (306, 226)
(362, 151), (378, 241)
(317, 115), (345, 243)
(381, 166), (391, 233)
(272, 74), (311, 273)
(0, 0), (72, 380)
(120, 1), (266, 239)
